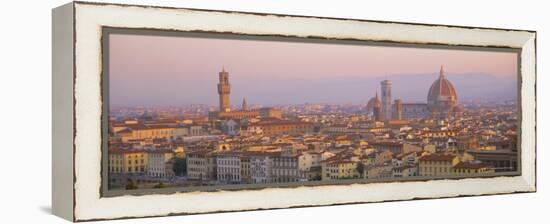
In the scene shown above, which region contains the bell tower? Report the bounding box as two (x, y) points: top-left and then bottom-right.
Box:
(218, 67), (231, 112)
(380, 79), (392, 120)
(242, 98), (248, 111)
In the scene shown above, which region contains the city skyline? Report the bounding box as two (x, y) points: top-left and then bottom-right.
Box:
(109, 34), (518, 107)
(107, 33), (519, 191)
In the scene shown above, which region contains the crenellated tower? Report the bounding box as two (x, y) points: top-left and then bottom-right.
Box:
(218, 67), (231, 112)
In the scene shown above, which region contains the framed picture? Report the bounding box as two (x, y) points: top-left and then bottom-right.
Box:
(52, 1), (536, 222)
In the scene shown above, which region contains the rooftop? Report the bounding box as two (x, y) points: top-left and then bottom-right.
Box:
(453, 161), (494, 169)
(419, 154), (456, 162)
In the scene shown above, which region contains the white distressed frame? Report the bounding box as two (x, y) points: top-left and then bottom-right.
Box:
(71, 2), (536, 221)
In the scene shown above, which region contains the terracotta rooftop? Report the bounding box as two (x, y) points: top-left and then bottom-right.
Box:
(453, 161), (494, 169)
(370, 141), (403, 147)
(251, 119), (311, 126)
(109, 148), (147, 154)
(419, 154), (456, 162)
(147, 149), (174, 154)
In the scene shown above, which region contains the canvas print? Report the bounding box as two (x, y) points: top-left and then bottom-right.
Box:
(105, 31), (520, 191)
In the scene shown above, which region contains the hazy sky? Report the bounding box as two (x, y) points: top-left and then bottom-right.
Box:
(109, 33), (518, 107)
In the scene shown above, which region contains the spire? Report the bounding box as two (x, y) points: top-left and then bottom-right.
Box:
(222, 65), (225, 73)
(439, 65), (445, 79)
(375, 90), (379, 99)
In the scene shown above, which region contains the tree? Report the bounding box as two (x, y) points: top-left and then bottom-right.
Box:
(125, 179), (138, 190)
(172, 157), (187, 176)
(356, 162), (365, 178)
(311, 175), (322, 181)
(153, 182), (166, 188)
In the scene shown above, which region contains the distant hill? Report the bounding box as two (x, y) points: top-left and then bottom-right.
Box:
(388, 72), (517, 103)
(231, 72), (517, 105)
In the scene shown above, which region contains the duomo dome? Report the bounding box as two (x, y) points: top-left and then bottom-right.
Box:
(427, 66), (458, 115)
(366, 91), (382, 112)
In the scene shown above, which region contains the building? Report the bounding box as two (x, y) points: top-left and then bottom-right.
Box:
(370, 141), (404, 155)
(247, 119), (314, 136)
(206, 154), (218, 181)
(466, 149), (518, 172)
(366, 91), (380, 113)
(188, 125), (204, 136)
(392, 99), (403, 120)
(364, 164), (393, 179)
(452, 160), (495, 175)
(381, 80), (392, 120)
(301, 166), (322, 181)
(367, 91), (383, 121)
(427, 66), (461, 119)
(108, 150), (125, 174)
(322, 157), (359, 181)
(402, 143), (424, 154)
(421, 130), (457, 138)
(216, 153), (242, 184)
(392, 165), (418, 178)
(259, 107), (283, 119)
(242, 98), (248, 111)
(297, 151), (324, 181)
(218, 67), (231, 112)
(174, 145), (186, 158)
(418, 154), (460, 176)
(272, 153), (300, 183)
(456, 135), (480, 152)
(395, 151), (421, 166)
(108, 149), (149, 174)
(374, 150), (394, 165)
(373, 103), (382, 121)
(321, 124), (349, 134)
(250, 152), (276, 184)
(220, 119), (240, 136)
(147, 149), (174, 178)
(187, 151), (216, 181)
(402, 103), (430, 119)
(116, 125), (188, 143)
(298, 151), (323, 173)
(240, 156), (252, 184)
(210, 107), (283, 120)
(365, 66), (461, 121)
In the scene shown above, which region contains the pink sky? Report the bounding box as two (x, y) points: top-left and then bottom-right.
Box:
(109, 33), (518, 107)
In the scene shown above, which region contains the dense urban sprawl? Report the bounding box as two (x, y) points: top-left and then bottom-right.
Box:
(108, 67), (518, 190)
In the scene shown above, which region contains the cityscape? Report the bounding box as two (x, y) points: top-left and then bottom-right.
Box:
(107, 64), (518, 190)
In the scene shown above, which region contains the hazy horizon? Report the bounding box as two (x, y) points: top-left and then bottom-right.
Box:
(109, 33), (518, 107)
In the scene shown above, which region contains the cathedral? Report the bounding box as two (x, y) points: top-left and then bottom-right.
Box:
(366, 66), (461, 121)
(427, 66), (462, 118)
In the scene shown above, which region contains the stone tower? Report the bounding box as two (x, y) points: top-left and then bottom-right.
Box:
(218, 67), (231, 112)
(373, 101), (382, 121)
(392, 99), (403, 120)
(380, 80), (392, 120)
(242, 98), (248, 111)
